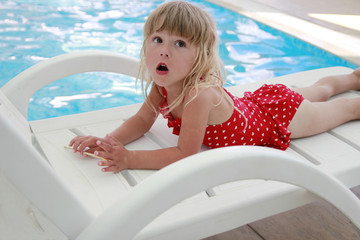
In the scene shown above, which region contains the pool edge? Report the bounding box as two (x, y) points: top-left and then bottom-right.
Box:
(208, 0), (360, 67)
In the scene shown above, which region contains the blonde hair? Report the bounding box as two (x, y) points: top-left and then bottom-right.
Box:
(137, 1), (226, 112)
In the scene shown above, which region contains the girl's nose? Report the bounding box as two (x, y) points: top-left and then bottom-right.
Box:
(160, 45), (170, 57)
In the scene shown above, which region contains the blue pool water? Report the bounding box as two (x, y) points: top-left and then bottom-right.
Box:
(0, 0), (357, 121)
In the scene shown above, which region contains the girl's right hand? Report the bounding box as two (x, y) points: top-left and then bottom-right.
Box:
(69, 135), (107, 155)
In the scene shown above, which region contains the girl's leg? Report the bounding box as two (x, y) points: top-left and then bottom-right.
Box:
(294, 68), (360, 102)
(288, 97), (360, 139)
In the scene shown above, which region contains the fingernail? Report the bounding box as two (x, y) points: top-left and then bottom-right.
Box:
(94, 151), (98, 156)
(97, 161), (102, 166)
(96, 140), (101, 145)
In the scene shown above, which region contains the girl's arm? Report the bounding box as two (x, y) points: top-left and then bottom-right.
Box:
(69, 85), (163, 153)
(96, 88), (215, 172)
(109, 86), (163, 145)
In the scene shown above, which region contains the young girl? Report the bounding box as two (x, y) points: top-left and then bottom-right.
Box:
(69, 1), (360, 173)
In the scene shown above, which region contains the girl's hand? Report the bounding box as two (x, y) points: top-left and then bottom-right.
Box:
(95, 134), (131, 173)
(69, 135), (106, 155)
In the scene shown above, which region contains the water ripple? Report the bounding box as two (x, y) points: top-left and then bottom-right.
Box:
(0, 0), (357, 120)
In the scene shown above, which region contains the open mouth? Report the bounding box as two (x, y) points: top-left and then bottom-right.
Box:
(157, 63), (168, 72)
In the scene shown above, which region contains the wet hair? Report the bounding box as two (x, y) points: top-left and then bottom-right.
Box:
(137, 1), (226, 112)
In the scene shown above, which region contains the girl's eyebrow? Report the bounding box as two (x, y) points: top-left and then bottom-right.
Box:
(150, 31), (191, 43)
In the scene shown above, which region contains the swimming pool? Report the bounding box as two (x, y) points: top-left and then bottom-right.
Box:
(0, 0), (357, 121)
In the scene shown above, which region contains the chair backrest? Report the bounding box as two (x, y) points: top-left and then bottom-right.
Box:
(0, 108), (94, 239)
(0, 51), (139, 239)
(0, 90), (31, 141)
(1, 51), (139, 118)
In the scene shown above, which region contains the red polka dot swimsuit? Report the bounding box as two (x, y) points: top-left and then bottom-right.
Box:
(160, 84), (304, 150)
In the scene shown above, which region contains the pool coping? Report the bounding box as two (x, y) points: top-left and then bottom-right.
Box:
(209, 0), (360, 67)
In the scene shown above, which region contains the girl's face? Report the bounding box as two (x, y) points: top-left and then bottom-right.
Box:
(145, 30), (197, 92)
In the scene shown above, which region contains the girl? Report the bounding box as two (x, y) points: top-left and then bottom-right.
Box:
(69, 1), (360, 173)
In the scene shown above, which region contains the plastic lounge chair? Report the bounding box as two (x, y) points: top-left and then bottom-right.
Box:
(1, 51), (360, 239)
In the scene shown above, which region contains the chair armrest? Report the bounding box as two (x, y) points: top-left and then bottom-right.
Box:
(76, 146), (360, 240)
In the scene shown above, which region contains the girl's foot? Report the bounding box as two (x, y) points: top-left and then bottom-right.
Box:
(353, 67), (360, 90)
(354, 67), (360, 77)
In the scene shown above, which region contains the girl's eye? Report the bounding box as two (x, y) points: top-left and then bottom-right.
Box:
(153, 37), (162, 43)
(176, 40), (186, 47)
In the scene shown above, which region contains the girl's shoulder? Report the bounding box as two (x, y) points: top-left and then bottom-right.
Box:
(184, 86), (225, 107)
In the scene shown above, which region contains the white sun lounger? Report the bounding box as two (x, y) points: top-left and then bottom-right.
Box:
(1, 51), (360, 239)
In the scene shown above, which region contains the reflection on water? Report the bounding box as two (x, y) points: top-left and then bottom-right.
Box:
(0, 0), (357, 120)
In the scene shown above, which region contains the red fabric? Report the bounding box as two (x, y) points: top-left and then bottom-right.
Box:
(160, 84), (304, 150)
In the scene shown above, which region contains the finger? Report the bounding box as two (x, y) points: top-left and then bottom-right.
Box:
(71, 136), (90, 153)
(93, 150), (111, 161)
(69, 136), (81, 146)
(69, 136), (83, 152)
(97, 160), (114, 172)
(77, 138), (94, 154)
(69, 139), (75, 147)
(84, 146), (102, 154)
(97, 160), (123, 173)
(96, 140), (113, 153)
(101, 165), (122, 173)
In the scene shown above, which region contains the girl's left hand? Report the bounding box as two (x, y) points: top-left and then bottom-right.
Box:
(94, 134), (131, 173)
